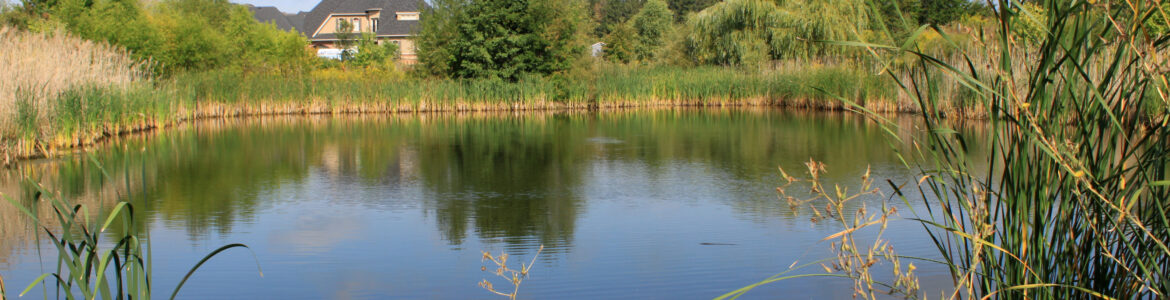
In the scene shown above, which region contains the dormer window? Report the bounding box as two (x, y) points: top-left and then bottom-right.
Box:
(372, 18), (379, 32)
(396, 12), (419, 21)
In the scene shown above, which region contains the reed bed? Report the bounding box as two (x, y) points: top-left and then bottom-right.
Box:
(728, 0), (1170, 299)
(0, 27), (150, 139)
(0, 62), (918, 166)
(892, 0), (1170, 295)
(180, 64), (897, 111)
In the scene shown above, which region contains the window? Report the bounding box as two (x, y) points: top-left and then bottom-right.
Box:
(396, 12), (419, 21)
(352, 18), (361, 32)
(372, 18), (379, 32)
(336, 19), (344, 32)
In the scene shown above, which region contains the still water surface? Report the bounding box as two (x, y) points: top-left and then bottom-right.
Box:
(0, 109), (962, 299)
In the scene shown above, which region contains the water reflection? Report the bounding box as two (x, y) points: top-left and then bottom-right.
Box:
(0, 109), (982, 298)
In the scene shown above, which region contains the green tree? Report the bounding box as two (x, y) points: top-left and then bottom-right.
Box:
(917, 0), (966, 26)
(221, 4), (311, 73)
(334, 19), (356, 61)
(349, 33), (400, 68)
(416, 0), (464, 77)
(156, 13), (229, 72)
(685, 0), (880, 65)
(52, 0), (163, 63)
(667, 0), (716, 22)
(591, 0), (643, 37)
(603, 21), (636, 63)
(874, 0), (921, 38)
(420, 0), (589, 80)
(16, 0), (310, 74)
(631, 0), (672, 62)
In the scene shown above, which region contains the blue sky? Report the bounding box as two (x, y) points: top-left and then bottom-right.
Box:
(230, 0), (320, 13)
(1, 0), (318, 12)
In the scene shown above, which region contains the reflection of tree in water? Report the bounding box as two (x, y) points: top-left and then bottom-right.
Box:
(587, 110), (908, 220)
(418, 116), (588, 249)
(0, 110), (977, 258)
(140, 118), (421, 238)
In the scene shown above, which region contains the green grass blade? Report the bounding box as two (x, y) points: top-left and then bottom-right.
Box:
(19, 273), (51, 297)
(169, 244), (261, 300)
(99, 202), (132, 233)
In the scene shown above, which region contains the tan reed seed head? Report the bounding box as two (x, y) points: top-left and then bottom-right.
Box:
(0, 27), (148, 136)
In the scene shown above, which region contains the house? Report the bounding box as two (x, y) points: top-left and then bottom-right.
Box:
(302, 0), (423, 62)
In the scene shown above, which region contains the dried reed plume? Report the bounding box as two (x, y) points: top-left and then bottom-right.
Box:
(719, 160), (920, 299)
(0, 26), (148, 137)
(479, 245), (544, 300)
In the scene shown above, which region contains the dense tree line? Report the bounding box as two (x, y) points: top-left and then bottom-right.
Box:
(2, 0), (990, 79)
(602, 0), (672, 64)
(3, 0), (314, 74)
(416, 0), (590, 80)
(586, 0), (720, 37)
(1, 0), (407, 76)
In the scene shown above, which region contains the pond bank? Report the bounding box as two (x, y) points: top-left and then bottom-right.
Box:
(1, 98), (942, 168)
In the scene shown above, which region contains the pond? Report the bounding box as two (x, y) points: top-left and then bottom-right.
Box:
(0, 109), (968, 299)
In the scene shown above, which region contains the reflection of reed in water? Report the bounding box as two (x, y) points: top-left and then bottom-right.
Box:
(0, 161), (137, 265)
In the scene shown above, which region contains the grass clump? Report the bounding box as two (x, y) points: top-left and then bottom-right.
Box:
(0, 159), (260, 299)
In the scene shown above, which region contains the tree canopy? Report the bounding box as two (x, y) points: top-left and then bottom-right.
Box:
(667, 0), (717, 22)
(631, 0), (672, 62)
(589, 0), (643, 37)
(684, 0), (882, 65)
(10, 0), (313, 75)
(417, 0), (590, 80)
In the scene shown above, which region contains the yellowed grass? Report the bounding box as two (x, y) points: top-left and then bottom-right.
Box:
(0, 27), (148, 136)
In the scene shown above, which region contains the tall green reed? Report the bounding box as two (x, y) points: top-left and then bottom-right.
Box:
(14, 86), (40, 140)
(867, 0), (1170, 298)
(179, 65), (894, 109)
(0, 157), (261, 300)
(726, 0), (1170, 298)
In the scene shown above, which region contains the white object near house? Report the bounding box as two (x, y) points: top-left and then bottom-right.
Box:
(317, 49), (345, 60)
(317, 48), (360, 60)
(591, 42), (606, 57)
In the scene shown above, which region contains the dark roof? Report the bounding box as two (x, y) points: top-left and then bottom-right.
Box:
(249, 6), (298, 32)
(303, 0), (422, 39)
(288, 12), (308, 33)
